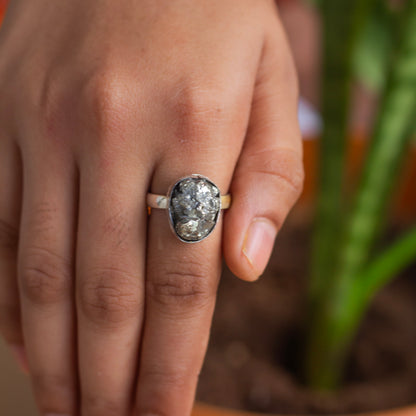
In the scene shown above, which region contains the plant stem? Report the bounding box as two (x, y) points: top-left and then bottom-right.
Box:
(306, 0), (416, 389)
(306, 0), (375, 386)
(309, 225), (416, 390)
(309, 0), (369, 303)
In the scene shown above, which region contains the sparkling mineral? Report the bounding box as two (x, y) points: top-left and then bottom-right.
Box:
(169, 176), (221, 242)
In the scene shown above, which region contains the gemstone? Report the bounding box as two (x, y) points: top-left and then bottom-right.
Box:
(169, 175), (221, 242)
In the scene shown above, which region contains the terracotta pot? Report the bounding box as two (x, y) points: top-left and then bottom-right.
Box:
(192, 402), (416, 416)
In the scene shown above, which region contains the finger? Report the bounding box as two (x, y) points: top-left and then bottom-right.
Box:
(136, 176), (222, 416)
(0, 136), (24, 360)
(17, 139), (78, 414)
(76, 147), (150, 416)
(223, 17), (304, 282)
(135, 128), (240, 414)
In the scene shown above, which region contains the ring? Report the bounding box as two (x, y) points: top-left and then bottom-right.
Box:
(146, 174), (231, 243)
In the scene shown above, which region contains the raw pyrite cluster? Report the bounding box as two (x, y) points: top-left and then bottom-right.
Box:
(169, 176), (221, 242)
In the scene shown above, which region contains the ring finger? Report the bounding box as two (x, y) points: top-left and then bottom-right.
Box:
(135, 132), (241, 415)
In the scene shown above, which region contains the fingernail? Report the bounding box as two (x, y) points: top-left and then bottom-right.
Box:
(10, 344), (30, 374)
(242, 218), (277, 280)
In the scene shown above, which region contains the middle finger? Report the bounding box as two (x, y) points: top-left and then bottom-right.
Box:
(76, 146), (150, 416)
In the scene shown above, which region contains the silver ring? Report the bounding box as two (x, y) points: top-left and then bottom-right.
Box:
(146, 174), (231, 243)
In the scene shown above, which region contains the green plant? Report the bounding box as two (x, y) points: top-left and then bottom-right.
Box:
(305, 0), (416, 389)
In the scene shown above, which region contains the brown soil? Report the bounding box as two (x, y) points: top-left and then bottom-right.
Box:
(196, 222), (416, 414)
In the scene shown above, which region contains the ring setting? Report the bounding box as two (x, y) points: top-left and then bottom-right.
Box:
(146, 174), (231, 243)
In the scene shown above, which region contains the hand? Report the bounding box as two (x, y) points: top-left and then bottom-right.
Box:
(0, 0), (303, 414)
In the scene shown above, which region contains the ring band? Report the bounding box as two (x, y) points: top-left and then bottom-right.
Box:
(146, 174), (231, 243)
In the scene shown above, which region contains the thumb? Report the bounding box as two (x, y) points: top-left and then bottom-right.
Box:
(223, 20), (304, 282)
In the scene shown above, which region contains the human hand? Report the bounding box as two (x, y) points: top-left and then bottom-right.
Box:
(0, 0), (303, 414)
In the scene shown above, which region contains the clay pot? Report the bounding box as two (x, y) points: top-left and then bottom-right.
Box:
(192, 403), (416, 416)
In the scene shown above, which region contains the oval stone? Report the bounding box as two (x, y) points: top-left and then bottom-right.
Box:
(168, 175), (221, 242)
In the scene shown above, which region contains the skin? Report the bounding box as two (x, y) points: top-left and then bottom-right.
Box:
(0, 0), (303, 415)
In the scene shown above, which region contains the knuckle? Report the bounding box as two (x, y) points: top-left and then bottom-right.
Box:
(81, 69), (136, 139)
(20, 246), (72, 305)
(32, 373), (74, 414)
(78, 266), (142, 326)
(147, 258), (216, 312)
(39, 68), (137, 148)
(174, 82), (225, 116)
(168, 81), (234, 147)
(0, 219), (18, 254)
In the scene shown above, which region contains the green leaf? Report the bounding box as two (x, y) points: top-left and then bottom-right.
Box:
(352, 1), (398, 92)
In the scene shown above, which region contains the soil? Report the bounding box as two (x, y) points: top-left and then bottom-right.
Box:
(196, 221), (416, 414)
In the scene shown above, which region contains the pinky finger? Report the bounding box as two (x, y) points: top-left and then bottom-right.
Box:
(0, 137), (27, 372)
